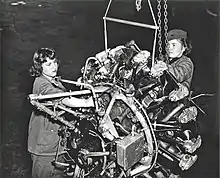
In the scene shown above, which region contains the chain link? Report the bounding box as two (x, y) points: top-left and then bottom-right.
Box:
(164, 0), (169, 55)
(157, 0), (169, 58)
(157, 0), (162, 58)
(135, 0), (168, 58)
(136, 0), (142, 11)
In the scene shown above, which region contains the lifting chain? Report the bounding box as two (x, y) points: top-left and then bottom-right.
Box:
(157, 0), (169, 58)
(157, 0), (163, 58)
(164, 0), (169, 55)
(136, 0), (142, 11)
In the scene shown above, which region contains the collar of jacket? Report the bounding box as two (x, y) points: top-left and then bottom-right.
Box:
(169, 56), (183, 65)
(40, 75), (66, 91)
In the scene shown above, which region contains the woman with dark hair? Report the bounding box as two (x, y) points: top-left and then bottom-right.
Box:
(151, 29), (194, 102)
(28, 48), (94, 178)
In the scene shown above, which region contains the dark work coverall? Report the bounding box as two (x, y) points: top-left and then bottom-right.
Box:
(28, 75), (66, 178)
(167, 55), (194, 89)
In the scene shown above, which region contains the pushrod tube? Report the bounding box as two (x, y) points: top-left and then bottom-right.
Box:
(161, 103), (185, 123)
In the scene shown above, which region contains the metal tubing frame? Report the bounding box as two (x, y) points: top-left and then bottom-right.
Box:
(29, 82), (157, 176)
(28, 85), (111, 101)
(28, 90), (92, 100)
(82, 56), (99, 85)
(103, 0), (158, 66)
(30, 100), (76, 129)
(61, 79), (99, 111)
(28, 81), (113, 114)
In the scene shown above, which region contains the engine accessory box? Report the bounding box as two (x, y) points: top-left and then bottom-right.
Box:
(116, 133), (145, 170)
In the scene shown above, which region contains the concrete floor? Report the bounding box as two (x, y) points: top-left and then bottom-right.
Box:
(1, 1), (219, 178)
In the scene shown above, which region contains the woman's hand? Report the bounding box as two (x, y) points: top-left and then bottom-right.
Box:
(169, 83), (189, 102)
(150, 61), (168, 77)
(62, 96), (94, 108)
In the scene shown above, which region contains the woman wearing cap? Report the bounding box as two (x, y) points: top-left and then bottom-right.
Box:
(28, 48), (94, 178)
(150, 30), (194, 178)
(151, 29), (193, 101)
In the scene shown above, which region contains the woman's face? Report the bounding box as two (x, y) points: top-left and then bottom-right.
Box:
(41, 58), (58, 78)
(167, 39), (185, 59)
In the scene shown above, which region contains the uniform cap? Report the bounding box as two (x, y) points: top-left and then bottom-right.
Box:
(168, 29), (187, 41)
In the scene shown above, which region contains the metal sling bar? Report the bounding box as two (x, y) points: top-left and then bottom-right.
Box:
(103, 0), (159, 56)
(103, 0), (113, 52)
(147, 0), (158, 68)
(104, 18), (108, 53)
(148, 0), (158, 26)
(103, 17), (159, 30)
(104, 0), (113, 17)
(152, 28), (158, 68)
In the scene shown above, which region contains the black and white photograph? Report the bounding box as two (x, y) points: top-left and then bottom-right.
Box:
(1, 0), (219, 178)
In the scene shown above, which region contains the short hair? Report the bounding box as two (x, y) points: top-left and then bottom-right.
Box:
(29, 48), (59, 77)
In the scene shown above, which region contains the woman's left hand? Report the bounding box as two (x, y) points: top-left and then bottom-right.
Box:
(169, 83), (189, 102)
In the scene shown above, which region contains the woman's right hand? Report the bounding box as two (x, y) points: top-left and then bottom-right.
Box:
(150, 61), (168, 77)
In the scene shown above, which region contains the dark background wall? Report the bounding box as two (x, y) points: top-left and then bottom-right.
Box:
(0, 0), (219, 178)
